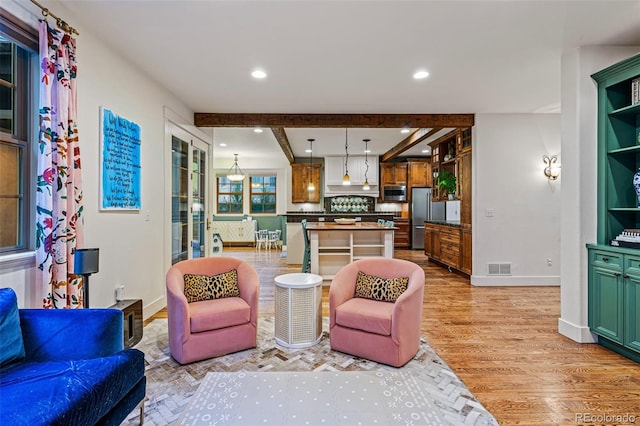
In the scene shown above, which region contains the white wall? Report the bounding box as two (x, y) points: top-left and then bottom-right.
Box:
(0, 1), (196, 318)
(472, 113), (561, 286)
(558, 46), (640, 343)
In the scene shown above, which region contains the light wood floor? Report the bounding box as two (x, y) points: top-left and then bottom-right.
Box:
(152, 248), (640, 425)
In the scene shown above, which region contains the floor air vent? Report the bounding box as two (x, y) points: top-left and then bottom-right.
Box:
(487, 263), (511, 276)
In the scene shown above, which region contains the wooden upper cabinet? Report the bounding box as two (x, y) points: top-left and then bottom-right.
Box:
(380, 162), (408, 186)
(408, 160), (432, 188)
(291, 163), (321, 203)
(459, 152), (472, 225)
(459, 127), (472, 154)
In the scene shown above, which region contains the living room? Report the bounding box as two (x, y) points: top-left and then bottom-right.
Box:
(1, 1), (639, 424)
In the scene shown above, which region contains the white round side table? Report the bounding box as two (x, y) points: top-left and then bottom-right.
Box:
(274, 273), (323, 348)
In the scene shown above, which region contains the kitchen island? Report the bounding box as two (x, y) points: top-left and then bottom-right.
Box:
(284, 212), (395, 265)
(306, 222), (396, 280)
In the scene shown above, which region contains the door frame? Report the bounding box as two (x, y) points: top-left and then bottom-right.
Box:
(164, 108), (213, 269)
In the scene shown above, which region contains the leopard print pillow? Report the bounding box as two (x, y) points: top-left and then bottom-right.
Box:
(183, 269), (240, 303)
(354, 271), (409, 303)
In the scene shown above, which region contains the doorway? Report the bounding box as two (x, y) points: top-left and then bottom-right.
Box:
(170, 128), (211, 264)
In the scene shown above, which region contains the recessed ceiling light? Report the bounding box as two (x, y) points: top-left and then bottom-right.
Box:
(413, 70), (429, 79)
(364, 149), (371, 153)
(251, 70), (267, 79)
(401, 128), (410, 134)
(219, 143), (227, 147)
(422, 149), (430, 153)
(253, 128), (264, 133)
(305, 149), (312, 153)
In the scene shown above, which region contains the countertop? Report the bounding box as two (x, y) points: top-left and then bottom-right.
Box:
(284, 212), (396, 216)
(425, 220), (461, 227)
(305, 222), (398, 230)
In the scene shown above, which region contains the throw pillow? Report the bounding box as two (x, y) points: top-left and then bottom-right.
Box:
(183, 269), (240, 303)
(354, 271), (409, 303)
(208, 269), (240, 299)
(183, 274), (211, 303)
(0, 288), (26, 367)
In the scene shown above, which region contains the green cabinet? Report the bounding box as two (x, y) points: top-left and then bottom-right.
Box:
(587, 246), (640, 362)
(589, 53), (640, 363)
(592, 53), (640, 243)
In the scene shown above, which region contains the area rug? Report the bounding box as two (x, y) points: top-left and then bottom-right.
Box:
(180, 371), (471, 425)
(123, 318), (497, 425)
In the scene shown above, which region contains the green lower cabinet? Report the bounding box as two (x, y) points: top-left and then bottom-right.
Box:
(625, 275), (640, 353)
(587, 246), (640, 362)
(589, 266), (624, 343)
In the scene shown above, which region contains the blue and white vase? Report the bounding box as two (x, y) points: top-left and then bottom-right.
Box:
(634, 169), (640, 208)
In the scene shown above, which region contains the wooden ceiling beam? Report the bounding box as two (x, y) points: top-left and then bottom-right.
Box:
(270, 127), (295, 164)
(381, 127), (443, 162)
(195, 113), (474, 128)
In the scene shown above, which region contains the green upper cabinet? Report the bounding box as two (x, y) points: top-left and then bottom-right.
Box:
(592, 53), (640, 245)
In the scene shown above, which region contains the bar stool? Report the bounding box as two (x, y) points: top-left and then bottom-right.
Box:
(301, 219), (311, 273)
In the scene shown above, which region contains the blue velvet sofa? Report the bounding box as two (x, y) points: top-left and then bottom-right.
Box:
(0, 288), (146, 425)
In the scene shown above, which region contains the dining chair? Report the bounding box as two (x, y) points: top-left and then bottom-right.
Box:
(255, 230), (268, 250)
(268, 229), (282, 250)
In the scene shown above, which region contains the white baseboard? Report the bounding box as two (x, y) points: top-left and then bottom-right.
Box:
(143, 295), (167, 321)
(470, 275), (560, 286)
(558, 318), (597, 343)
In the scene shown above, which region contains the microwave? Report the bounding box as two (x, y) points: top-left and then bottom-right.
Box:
(382, 185), (407, 202)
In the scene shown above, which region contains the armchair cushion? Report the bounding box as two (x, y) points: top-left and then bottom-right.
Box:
(335, 297), (394, 336)
(189, 297), (250, 333)
(0, 288), (25, 367)
(184, 269), (240, 303)
(354, 271), (408, 303)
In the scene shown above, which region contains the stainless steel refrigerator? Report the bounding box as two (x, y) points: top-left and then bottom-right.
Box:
(411, 187), (445, 249)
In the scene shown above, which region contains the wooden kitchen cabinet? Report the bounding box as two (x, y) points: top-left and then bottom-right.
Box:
(458, 151), (472, 225)
(461, 226), (472, 275)
(424, 224), (441, 260)
(408, 160), (431, 188)
(394, 218), (410, 248)
(380, 162), (408, 186)
(424, 222), (469, 274)
(291, 163), (321, 203)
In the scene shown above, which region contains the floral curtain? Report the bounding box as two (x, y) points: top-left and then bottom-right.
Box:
(35, 21), (84, 309)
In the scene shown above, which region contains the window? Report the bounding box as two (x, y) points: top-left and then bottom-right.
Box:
(0, 19), (37, 254)
(250, 176), (276, 213)
(217, 177), (243, 214)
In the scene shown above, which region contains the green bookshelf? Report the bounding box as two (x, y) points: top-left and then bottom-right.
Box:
(588, 53), (640, 363)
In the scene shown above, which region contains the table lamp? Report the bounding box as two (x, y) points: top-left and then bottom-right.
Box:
(74, 248), (99, 308)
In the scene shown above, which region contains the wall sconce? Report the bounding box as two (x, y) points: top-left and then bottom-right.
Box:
(543, 155), (561, 180)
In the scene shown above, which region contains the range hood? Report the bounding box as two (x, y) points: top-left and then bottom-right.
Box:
(324, 156), (379, 197)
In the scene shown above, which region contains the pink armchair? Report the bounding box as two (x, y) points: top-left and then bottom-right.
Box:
(166, 257), (259, 364)
(329, 258), (425, 367)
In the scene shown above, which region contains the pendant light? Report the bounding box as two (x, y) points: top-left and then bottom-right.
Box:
(343, 128), (351, 185)
(307, 138), (315, 191)
(362, 138), (370, 191)
(226, 154), (245, 181)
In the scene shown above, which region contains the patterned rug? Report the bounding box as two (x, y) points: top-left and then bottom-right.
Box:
(123, 318), (497, 426)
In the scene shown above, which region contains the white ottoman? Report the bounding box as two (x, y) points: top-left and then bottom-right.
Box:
(274, 273), (323, 348)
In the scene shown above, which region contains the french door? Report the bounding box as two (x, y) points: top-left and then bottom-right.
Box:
(171, 129), (210, 264)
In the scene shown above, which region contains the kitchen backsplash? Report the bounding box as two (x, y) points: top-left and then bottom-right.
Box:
(324, 196), (375, 213)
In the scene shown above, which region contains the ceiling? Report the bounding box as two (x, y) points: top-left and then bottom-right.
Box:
(47, 0), (640, 162)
